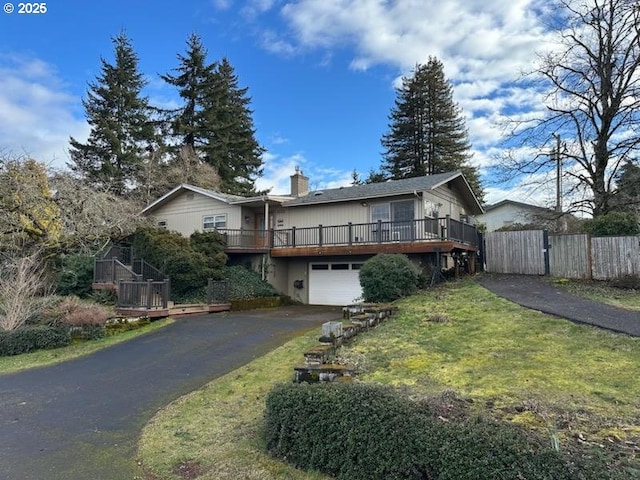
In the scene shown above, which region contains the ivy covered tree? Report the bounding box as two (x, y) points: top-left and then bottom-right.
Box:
(68, 32), (156, 196)
(0, 156), (61, 253)
(381, 58), (483, 202)
(162, 35), (264, 195)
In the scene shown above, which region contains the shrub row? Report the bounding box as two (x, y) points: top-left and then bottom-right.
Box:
(0, 325), (71, 356)
(265, 383), (617, 480)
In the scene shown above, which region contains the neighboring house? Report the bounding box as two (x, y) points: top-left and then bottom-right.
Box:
(478, 199), (562, 232)
(141, 169), (483, 305)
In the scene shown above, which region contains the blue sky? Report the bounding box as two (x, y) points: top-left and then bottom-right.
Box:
(0, 0), (558, 204)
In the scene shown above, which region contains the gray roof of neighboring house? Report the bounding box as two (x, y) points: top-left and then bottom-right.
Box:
(283, 171), (484, 214)
(482, 199), (552, 213)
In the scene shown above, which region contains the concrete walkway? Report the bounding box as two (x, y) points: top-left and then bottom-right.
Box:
(478, 274), (640, 337)
(0, 306), (341, 480)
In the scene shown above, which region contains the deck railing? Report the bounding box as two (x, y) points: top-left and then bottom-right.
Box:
(223, 217), (476, 250)
(132, 258), (168, 282)
(117, 279), (170, 309)
(94, 258), (141, 284)
(220, 218), (478, 250)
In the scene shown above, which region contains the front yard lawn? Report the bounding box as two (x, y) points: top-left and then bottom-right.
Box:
(553, 278), (640, 311)
(138, 279), (640, 479)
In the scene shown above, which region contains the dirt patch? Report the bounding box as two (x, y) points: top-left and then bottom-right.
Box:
(172, 461), (204, 480)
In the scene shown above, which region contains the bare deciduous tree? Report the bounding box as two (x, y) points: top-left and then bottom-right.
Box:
(502, 0), (640, 216)
(0, 252), (51, 331)
(50, 172), (151, 255)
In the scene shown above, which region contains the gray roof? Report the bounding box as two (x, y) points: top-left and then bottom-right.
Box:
(283, 171), (484, 214)
(483, 199), (552, 213)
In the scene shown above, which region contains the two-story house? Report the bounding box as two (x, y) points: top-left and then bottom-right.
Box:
(141, 169), (484, 305)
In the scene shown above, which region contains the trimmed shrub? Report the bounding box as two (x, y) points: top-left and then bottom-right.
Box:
(0, 324), (71, 356)
(265, 382), (432, 480)
(264, 383), (613, 480)
(359, 254), (418, 302)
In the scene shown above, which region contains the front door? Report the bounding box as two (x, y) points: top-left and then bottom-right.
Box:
(255, 214), (267, 247)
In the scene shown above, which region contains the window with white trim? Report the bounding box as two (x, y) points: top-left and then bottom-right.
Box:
(203, 214), (227, 231)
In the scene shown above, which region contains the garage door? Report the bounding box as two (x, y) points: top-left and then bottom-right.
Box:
(309, 262), (363, 306)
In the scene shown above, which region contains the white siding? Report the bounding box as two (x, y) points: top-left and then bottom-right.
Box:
(478, 204), (539, 232)
(149, 191), (242, 236)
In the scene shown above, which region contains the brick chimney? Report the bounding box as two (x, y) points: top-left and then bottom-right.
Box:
(290, 166), (309, 197)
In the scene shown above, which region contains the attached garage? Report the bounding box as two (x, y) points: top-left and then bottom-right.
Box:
(308, 262), (364, 306)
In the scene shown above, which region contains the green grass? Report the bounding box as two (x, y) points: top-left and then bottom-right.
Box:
(553, 278), (640, 311)
(139, 280), (640, 478)
(0, 318), (173, 375)
(138, 329), (331, 480)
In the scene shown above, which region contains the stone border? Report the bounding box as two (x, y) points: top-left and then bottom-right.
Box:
(294, 303), (397, 383)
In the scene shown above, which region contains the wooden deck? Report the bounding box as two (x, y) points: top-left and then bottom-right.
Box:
(220, 217), (479, 257)
(270, 240), (478, 257)
(116, 303), (231, 318)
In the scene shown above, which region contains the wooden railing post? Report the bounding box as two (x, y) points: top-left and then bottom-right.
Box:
(163, 280), (169, 308)
(319, 224), (323, 247)
(348, 222), (353, 245)
(378, 220), (383, 243)
(146, 279), (153, 309)
(291, 227), (296, 247)
(118, 280), (123, 307)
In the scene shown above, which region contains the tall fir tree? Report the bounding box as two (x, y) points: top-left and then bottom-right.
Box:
(162, 36), (264, 195)
(381, 58), (483, 202)
(202, 58), (265, 196)
(69, 32), (155, 196)
(160, 33), (216, 155)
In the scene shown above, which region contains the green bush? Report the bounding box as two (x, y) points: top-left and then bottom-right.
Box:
(359, 254), (418, 302)
(132, 227), (223, 298)
(54, 254), (94, 297)
(264, 383), (614, 480)
(224, 265), (278, 300)
(0, 324), (71, 356)
(583, 212), (640, 236)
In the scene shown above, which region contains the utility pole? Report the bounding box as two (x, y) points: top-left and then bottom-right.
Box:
(553, 133), (562, 213)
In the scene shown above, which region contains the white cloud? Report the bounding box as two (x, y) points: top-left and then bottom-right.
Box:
(256, 150), (352, 194)
(0, 55), (88, 169)
(268, 0), (563, 205)
(212, 0), (233, 10)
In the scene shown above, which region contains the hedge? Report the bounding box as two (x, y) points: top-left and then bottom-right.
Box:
(265, 383), (617, 480)
(0, 325), (71, 356)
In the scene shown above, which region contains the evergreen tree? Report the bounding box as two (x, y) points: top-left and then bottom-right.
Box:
(69, 32), (155, 195)
(161, 36), (264, 196)
(202, 58), (265, 195)
(160, 33), (216, 154)
(381, 58), (483, 202)
(612, 160), (640, 214)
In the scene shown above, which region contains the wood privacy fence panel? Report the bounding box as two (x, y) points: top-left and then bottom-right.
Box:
(548, 234), (590, 279)
(591, 236), (640, 280)
(485, 230), (546, 275)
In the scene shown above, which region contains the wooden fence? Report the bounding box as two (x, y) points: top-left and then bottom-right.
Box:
(484, 230), (640, 280)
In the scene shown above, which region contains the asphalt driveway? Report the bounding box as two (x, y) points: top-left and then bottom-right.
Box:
(0, 305), (341, 480)
(478, 274), (640, 337)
